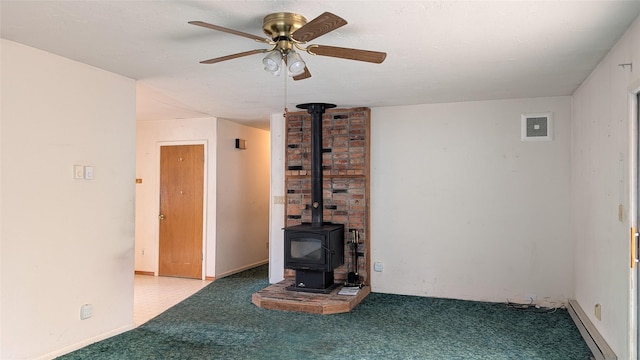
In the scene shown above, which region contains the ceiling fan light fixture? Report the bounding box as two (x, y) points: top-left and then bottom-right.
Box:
(286, 50), (306, 76)
(190, 12), (386, 82)
(262, 51), (282, 73)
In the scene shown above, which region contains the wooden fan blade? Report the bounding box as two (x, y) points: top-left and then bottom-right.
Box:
(293, 67), (312, 81)
(308, 45), (387, 64)
(291, 12), (347, 43)
(189, 21), (269, 43)
(200, 49), (267, 64)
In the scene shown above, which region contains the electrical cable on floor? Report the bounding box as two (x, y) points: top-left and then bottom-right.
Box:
(506, 298), (561, 314)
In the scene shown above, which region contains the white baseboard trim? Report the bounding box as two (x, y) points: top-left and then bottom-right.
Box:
(567, 299), (617, 360)
(214, 259), (268, 279)
(35, 322), (135, 360)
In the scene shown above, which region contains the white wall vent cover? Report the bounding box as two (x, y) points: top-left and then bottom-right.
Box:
(521, 112), (552, 141)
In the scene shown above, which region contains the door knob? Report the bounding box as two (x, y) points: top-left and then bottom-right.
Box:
(159, 214), (166, 220)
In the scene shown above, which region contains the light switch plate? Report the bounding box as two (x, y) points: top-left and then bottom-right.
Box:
(73, 165), (84, 179)
(84, 166), (94, 180)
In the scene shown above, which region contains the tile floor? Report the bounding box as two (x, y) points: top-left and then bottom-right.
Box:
(133, 274), (212, 326)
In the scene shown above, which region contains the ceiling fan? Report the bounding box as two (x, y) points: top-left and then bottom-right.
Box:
(189, 12), (387, 81)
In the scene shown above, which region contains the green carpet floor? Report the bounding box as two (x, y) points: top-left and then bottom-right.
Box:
(59, 265), (592, 359)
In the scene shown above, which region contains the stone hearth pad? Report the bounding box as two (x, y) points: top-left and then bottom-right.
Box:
(252, 280), (370, 315)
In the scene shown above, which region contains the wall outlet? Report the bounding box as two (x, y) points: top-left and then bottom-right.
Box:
(373, 262), (383, 272)
(80, 304), (93, 320)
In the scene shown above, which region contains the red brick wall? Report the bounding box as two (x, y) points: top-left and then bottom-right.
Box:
(284, 107), (370, 284)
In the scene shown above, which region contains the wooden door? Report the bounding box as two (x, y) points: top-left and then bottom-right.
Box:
(158, 144), (204, 279)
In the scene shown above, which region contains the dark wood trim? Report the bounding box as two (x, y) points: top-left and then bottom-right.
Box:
(134, 270), (154, 276)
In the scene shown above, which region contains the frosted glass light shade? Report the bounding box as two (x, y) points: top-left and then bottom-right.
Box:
(263, 51), (282, 73)
(286, 51), (306, 76)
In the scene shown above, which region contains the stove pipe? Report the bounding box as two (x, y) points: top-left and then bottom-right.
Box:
(296, 103), (336, 227)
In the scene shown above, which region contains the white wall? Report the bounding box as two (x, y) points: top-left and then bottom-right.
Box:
(1, 39), (136, 359)
(215, 119), (270, 277)
(267, 99), (572, 303)
(135, 117), (217, 277)
(369, 98), (572, 305)
(571, 16), (640, 358)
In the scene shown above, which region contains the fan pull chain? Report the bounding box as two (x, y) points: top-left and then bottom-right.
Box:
(283, 71), (288, 118)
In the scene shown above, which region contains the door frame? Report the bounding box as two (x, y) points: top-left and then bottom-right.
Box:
(155, 140), (208, 280)
(630, 83), (640, 360)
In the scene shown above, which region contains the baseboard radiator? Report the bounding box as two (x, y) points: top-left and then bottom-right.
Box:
(567, 299), (617, 360)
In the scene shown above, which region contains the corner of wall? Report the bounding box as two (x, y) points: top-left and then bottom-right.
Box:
(269, 113), (286, 284)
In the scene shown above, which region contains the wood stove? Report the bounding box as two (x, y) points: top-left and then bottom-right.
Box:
(284, 222), (344, 291)
(284, 103), (345, 293)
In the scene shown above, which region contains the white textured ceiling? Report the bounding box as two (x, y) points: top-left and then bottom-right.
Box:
(2, 1), (639, 129)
